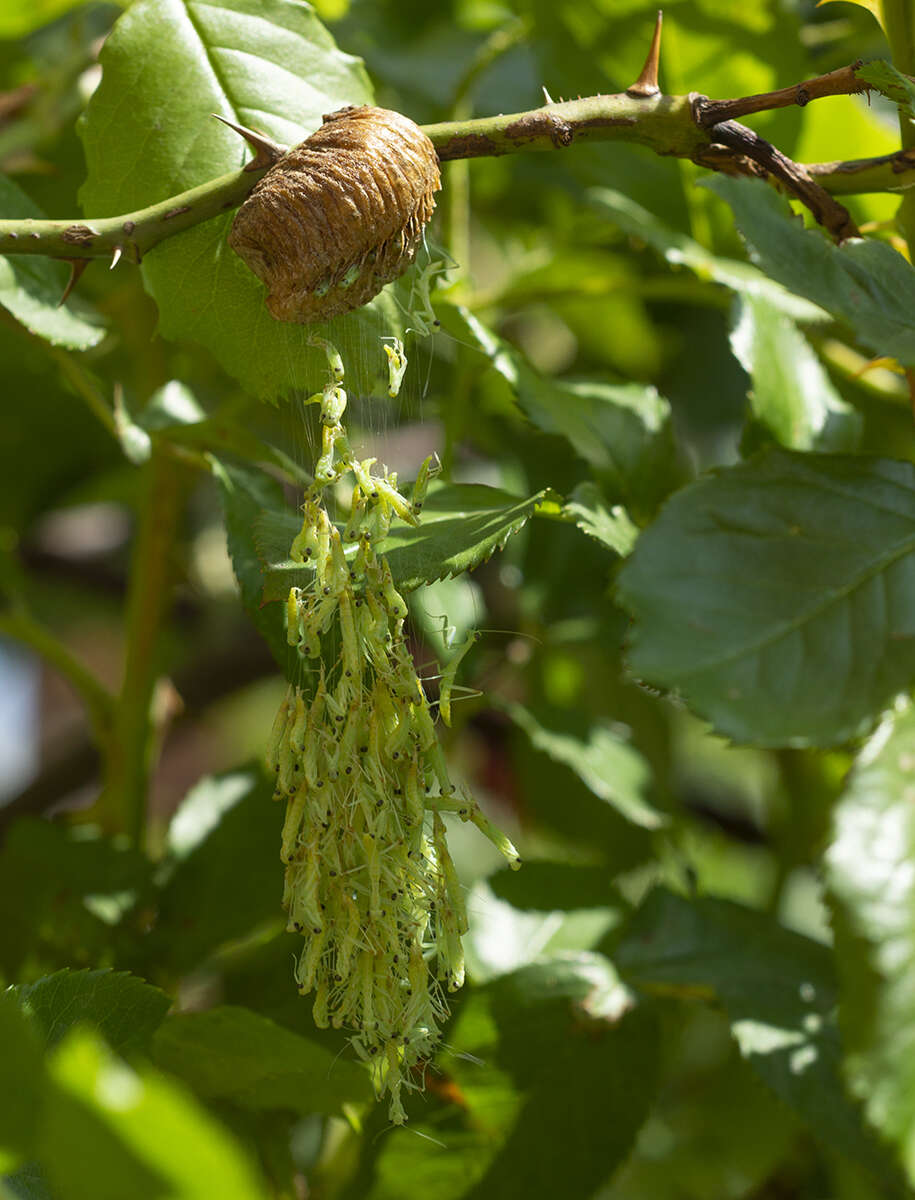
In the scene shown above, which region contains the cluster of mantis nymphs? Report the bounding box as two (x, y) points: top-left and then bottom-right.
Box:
(266, 337), (520, 1122)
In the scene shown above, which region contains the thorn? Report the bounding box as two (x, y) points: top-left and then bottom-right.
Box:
(211, 113), (287, 170)
(627, 10), (662, 98)
(542, 85), (555, 105)
(110, 245), (122, 271)
(58, 258), (90, 307)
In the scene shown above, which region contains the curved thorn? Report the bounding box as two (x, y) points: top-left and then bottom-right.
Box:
(110, 245), (122, 271)
(58, 258), (90, 307)
(627, 10), (663, 98)
(210, 113), (287, 170)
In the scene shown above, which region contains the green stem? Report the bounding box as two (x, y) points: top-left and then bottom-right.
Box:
(50, 345), (118, 436)
(102, 448), (191, 845)
(442, 102), (473, 278)
(0, 163), (271, 262)
(884, 1), (915, 76)
(0, 608), (115, 749)
(806, 146), (915, 194)
(0, 76), (890, 264)
(428, 93), (705, 162)
(883, 0), (915, 254)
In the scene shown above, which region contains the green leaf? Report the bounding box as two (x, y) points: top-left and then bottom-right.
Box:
(42, 1029), (269, 1200)
(78, 0), (404, 400)
(826, 698), (915, 1183)
(465, 882), (621, 984)
(13, 970), (170, 1056)
(485, 952), (636, 1068)
(0, 992), (46, 1169)
(616, 889), (899, 1186)
(0, 176), (104, 350)
(857, 59), (915, 116)
(351, 955), (657, 1200)
(617, 449), (915, 747)
(488, 861), (624, 913)
(381, 483), (555, 591)
(503, 701), (664, 828)
(464, 977), (654, 1200)
(452, 307), (680, 515)
(562, 481), (639, 557)
(0, 820), (154, 976)
(255, 480), (553, 600)
(705, 175), (915, 368)
(588, 187), (828, 322)
(149, 767), (284, 973)
(731, 295), (862, 452)
(213, 457), (290, 671)
(79, 0), (368, 213)
(1, 1163), (53, 1200)
(151, 1005), (373, 1115)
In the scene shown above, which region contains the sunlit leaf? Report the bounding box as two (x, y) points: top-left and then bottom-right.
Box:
(43, 1030), (269, 1199)
(730, 295), (862, 452)
(503, 701), (664, 828)
(464, 882), (621, 983)
(827, 698), (915, 1185)
(562, 482), (639, 557)
(78, 0), (403, 400)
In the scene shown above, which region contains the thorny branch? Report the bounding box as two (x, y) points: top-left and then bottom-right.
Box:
(0, 35), (906, 288)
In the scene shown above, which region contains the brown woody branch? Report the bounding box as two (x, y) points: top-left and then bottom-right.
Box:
(695, 116), (860, 240)
(692, 63), (870, 127)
